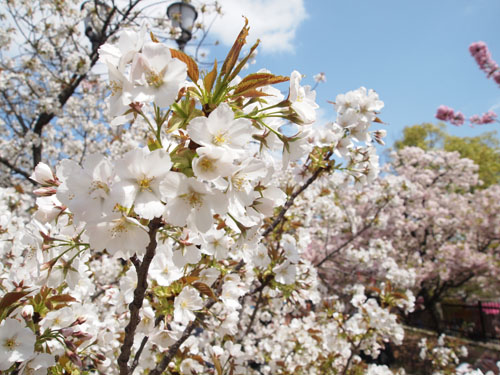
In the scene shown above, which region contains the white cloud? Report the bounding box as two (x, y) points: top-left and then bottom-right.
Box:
(209, 0), (307, 53)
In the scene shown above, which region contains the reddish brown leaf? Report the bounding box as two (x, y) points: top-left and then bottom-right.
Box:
(233, 74), (289, 96)
(203, 60), (218, 93)
(150, 32), (160, 43)
(193, 282), (217, 300)
(239, 72), (276, 85)
(220, 17), (249, 78)
(234, 89), (273, 99)
(181, 276), (200, 285)
(0, 291), (30, 310)
(191, 354), (205, 365)
(170, 49), (200, 83)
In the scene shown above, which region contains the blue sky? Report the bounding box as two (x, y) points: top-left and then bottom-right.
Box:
(193, 0), (500, 149)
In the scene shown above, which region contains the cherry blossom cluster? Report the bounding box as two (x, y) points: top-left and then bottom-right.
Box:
(0, 0), (222, 188)
(435, 41), (499, 127)
(469, 41), (500, 86)
(435, 105), (466, 126)
(436, 105), (498, 126)
(469, 110), (498, 125)
(418, 334), (470, 374)
(303, 145), (500, 329)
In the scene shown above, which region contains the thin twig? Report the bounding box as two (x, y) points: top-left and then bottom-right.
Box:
(130, 335), (149, 374)
(244, 287), (264, 336)
(0, 156), (35, 184)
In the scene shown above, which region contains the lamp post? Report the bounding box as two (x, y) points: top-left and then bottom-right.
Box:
(166, 1), (198, 51)
(81, 0), (111, 49)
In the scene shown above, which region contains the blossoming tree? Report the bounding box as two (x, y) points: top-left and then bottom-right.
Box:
(0, 17), (424, 374)
(304, 146), (500, 332)
(0, 0), (221, 187)
(0, 5), (496, 374)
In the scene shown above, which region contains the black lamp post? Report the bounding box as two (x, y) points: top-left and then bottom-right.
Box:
(81, 0), (111, 49)
(166, 1), (198, 51)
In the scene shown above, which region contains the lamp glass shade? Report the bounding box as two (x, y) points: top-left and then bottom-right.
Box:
(167, 2), (198, 31)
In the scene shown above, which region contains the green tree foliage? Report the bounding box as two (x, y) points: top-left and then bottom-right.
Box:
(394, 123), (500, 187)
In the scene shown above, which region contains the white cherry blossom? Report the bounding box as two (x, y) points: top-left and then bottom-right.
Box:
(0, 318), (36, 371)
(130, 42), (187, 108)
(174, 287), (204, 325)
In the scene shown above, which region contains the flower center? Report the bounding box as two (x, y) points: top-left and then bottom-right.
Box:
(138, 176), (154, 192)
(89, 181), (109, 197)
(146, 70), (164, 89)
(109, 80), (123, 96)
(199, 157), (216, 172)
(110, 217), (128, 237)
(212, 131), (227, 146)
(231, 175), (246, 191)
(3, 337), (18, 350)
(182, 191), (203, 208)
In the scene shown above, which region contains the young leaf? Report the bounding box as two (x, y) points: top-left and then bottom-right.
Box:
(48, 294), (77, 303)
(170, 48), (200, 83)
(220, 17), (249, 78)
(203, 60), (218, 93)
(213, 354), (223, 375)
(193, 282), (217, 300)
(0, 291), (30, 310)
(233, 74), (289, 97)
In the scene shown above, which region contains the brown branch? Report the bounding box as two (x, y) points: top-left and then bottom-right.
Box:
(118, 217), (162, 375)
(130, 335), (149, 374)
(0, 156), (35, 184)
(0, 90), (28, 134)
(244, 287), (264, 336)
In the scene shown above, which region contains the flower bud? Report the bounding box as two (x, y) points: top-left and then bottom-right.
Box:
(30, 163), (59, 186)
(21, 305), (34, 319)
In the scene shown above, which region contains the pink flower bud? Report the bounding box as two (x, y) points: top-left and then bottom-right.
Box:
(61, 328), (74, 338)
(33, 186), (58, 196)
(30, 163), (58, 186)
(21, 305), (34, 319)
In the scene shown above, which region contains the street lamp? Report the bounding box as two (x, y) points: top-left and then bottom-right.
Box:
(81, 0), (111, 49)
(166, 1), (198, 51)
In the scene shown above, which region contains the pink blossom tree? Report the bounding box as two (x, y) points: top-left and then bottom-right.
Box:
(304, 147), (500, 329)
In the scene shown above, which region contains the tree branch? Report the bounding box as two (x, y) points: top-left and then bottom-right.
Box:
(149, 298), (218, 375)
(118, 218), (162, 375)
(0, 156), (35, 184)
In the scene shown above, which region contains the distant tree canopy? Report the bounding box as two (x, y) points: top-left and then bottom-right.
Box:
(394, 123), (500, 187)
